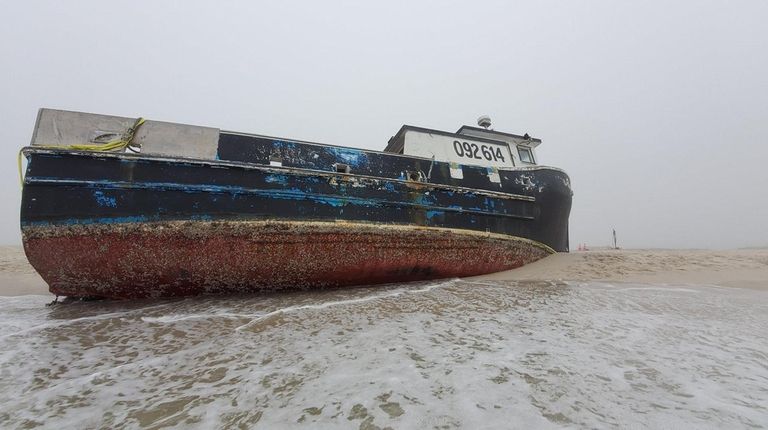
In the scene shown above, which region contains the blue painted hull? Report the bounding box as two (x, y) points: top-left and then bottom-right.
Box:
(21, 149), (571, 251)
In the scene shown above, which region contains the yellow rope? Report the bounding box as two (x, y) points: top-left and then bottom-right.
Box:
(17, 149), (24, 187)
(64, 117), (145, 152)
(18, 117), (145, 187)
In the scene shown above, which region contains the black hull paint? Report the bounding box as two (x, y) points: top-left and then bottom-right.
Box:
(21, 147), (572, 252)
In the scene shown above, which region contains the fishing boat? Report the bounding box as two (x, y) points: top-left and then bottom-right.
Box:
(20, 109), (572, 299)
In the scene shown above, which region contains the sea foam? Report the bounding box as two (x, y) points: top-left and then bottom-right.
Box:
(0, 280), (766, 429)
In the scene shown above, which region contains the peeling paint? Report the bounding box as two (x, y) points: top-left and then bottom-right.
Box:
(92, 190), (117, 208)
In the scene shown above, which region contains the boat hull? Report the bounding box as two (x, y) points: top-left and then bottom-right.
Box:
(22, 220), (552, 299)
(20, 147), (571, 299)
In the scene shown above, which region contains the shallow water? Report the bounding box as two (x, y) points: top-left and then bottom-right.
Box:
(1, 280), (766, 429)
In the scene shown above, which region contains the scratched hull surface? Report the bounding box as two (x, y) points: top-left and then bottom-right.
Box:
(22, 221), (552, 299)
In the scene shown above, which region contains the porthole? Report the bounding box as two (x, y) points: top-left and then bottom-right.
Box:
(333, 163), (351, 174)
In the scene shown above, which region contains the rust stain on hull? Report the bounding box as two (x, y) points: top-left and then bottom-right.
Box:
(22, 221), (553, 299)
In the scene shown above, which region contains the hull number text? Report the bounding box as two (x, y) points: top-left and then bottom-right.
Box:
(453, 140), (506, 162)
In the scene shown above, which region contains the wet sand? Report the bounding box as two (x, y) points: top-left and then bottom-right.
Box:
(1, 245), (766, 428)
(3, 245), (766, 297)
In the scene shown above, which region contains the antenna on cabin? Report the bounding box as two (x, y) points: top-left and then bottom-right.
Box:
(477, 115), (492, 129)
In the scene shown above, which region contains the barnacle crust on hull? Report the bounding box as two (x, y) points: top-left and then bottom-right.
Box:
(23, 220), (553, 299)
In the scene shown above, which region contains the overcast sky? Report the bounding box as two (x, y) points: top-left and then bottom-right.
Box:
(1, 1), (766, 249)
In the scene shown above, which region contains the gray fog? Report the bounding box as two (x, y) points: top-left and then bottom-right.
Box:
(1, 1), (766, 249)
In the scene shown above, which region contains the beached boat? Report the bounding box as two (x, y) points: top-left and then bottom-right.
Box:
(19, 109), (572, 299)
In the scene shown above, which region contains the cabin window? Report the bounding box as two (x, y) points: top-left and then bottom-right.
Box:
(517, 146), (534, 163)
(333, 163), (351, 174)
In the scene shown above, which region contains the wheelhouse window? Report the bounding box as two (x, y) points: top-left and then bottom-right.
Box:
(517, 146), (534, 163)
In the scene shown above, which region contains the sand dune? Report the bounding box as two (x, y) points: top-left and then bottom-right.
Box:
(1, 246), (766, 296)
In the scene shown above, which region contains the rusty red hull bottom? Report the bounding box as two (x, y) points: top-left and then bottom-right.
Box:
(22, 221), (553, 299)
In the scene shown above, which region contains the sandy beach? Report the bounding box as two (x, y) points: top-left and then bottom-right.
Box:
(475, 247), (768, 290)
(2, 245), (766, 297)
(0, 246), (50, 296)
(2, 245), (767, 428)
